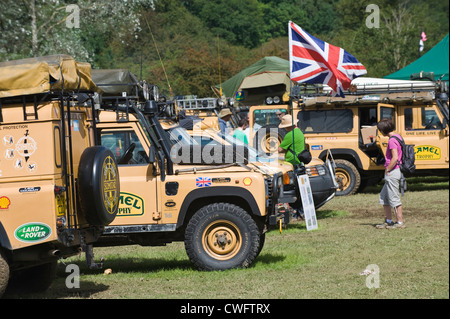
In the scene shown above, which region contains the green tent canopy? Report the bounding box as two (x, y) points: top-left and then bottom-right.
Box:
(215, 56), (291, 102)
(384, 34), (449, 81)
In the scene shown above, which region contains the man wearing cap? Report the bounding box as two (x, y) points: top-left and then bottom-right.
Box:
(277, 114), (305, 165)
(218, 108), (232, 136)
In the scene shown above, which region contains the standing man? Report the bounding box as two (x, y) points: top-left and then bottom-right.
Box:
(218, 108), (232, 136)
(277, 114), (305, 166)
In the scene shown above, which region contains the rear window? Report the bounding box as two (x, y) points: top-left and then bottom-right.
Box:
(298, 109), (353, 133)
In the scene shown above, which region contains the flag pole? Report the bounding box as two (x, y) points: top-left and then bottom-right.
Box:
(288, 21), (296, 167)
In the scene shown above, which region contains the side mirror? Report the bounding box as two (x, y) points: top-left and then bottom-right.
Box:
(149, 145), (156, 163)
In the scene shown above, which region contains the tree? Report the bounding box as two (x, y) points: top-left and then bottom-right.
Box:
(0, 0), (149, 63)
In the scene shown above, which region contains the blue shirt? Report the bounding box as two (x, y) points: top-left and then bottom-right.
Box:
(219, 118), (228, 135)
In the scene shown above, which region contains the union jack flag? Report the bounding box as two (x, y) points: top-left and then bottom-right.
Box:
(196, 177), (211, 188)
(289, 21), (367, 97)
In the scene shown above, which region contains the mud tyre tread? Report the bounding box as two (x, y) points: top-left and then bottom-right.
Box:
(185, 203), (260, 271)
(334, 159), (361, 196)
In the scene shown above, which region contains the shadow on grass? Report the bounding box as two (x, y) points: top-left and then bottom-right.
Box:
(266, 210), (347, 235)
(254, 253), (286, 266)
(72, 256), (195, 275)
(3, 279), (109, 299)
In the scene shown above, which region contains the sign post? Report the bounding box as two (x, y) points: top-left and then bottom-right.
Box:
(297, 174), (317, 230)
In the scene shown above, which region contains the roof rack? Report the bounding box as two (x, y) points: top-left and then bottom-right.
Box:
(99, 95), (141, 122)
(176, 97), (219, 110)
(323, 77), (437, 95)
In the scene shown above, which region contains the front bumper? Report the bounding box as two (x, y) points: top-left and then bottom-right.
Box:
(293, 159), (338, 210)
(266, 172), (296, 226)
(266, 159), (338, 226)
(308, 169), (337, 209)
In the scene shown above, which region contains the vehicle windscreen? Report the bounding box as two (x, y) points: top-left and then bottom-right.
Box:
(168, 126), (275, 163)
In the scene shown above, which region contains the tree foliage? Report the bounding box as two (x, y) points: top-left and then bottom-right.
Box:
(0, 0), (448, 96)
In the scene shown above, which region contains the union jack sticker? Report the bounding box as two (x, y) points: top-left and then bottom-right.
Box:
(196, 177), (211, 188)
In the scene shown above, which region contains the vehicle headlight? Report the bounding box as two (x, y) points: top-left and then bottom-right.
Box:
(306, 165), (326, 177)
(282, 172), (290, 185)
(217, 99), (225, 107)
(265, 96), (273, 105)
(228, 97), (235, 106)
(273, 96), (280, 104)
(282, 171), (296, 185)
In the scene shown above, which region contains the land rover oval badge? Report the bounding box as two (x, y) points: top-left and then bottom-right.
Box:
(15, 222), (52, 243)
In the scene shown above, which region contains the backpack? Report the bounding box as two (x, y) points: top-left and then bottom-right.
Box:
(390, 135), (416, 174)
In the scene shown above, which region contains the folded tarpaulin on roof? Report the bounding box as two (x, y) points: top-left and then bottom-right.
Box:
(91, 69), (140, 96)
(214, 56), (292, 98)
(0, 54), (101, 98)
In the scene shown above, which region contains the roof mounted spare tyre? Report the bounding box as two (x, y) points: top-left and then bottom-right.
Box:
(78, 146), (120, 226)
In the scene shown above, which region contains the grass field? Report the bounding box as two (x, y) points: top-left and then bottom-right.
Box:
(5, 176), (449, 299)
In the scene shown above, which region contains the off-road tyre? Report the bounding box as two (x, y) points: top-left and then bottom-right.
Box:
(334, 159), (361, 196)
(256, 233), (266, 258)
(254, 125), (286, 154)
(0, 251), (9, 297)
(185, 203), (260, 271)
(78, 146), (120, 226)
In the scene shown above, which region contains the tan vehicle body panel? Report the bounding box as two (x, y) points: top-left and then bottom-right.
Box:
(248, 99), (449, 172)
(97, 112), (268, 231)
(0, 102), (93, 250)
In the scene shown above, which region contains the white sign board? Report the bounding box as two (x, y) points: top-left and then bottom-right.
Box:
(297, 174), (317, 231)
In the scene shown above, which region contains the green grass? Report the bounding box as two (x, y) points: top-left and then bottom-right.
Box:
(5, 177), (449, 299)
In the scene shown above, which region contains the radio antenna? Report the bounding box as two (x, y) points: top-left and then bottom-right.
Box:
(143, 13), (173, 98)
(217, 34), (222, 96)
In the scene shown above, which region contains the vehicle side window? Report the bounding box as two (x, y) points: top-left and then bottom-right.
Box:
(100, 130), (149, 164)
(404, 108), (413, 130)
(379, 106), (395, 122)
(421, 108), (443, 130)
(297, 109), (353, 133)
(404, 107), (443, 130)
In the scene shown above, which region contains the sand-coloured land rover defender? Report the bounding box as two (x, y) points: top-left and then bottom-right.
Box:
(172, 95), (337, 209)
(0, 56), (120, 296)
(245, 77), (449, 195)
(90, 70), (299, 270)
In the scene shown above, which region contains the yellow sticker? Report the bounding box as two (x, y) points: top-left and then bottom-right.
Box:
(118, 192), (144, 216)
(414, 145), (441, 160)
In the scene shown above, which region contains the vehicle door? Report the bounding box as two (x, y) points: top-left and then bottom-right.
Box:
(98, 124), (159, 226)
(376, 103), (396, 156)
(402, 103), (448, 169)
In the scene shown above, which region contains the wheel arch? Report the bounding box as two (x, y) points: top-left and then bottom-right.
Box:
(176, 187), (262, 229)
(0, 222), (12, 251)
